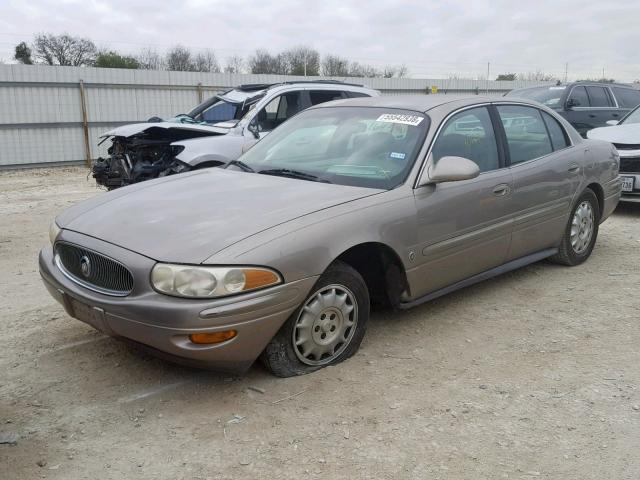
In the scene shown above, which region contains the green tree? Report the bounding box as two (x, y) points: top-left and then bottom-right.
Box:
(14, 42), (33, 64)
(496, 73), (517, 81)
(95, 51), (139, 69)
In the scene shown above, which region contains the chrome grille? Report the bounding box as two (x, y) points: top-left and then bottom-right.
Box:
(55, 242), (134, 296)
(614, 143), (640, 150)
(620, 157), (640, 173)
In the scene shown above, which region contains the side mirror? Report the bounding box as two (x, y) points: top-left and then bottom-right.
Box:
(419, 155), (480, 186)
(247, 119), (262, 139)
(606, 120), (619, 126)
(566, 98), (579, 109)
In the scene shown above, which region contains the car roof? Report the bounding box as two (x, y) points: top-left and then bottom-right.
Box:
(309, 94), (503, 113)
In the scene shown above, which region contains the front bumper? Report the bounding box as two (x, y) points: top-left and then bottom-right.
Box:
(618, 152), (640, 202)
(39, 232), (318, 373)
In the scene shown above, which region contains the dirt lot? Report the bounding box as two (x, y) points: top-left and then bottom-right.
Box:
(1, 167), (639, 480)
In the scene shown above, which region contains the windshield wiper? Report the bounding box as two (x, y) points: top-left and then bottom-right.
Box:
(258, 168), (331, 183)
(226, 160), (255, 172)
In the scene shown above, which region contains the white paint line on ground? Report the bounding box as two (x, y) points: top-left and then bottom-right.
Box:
(46, 336), (106, 354)
(117, 380), (192, 404)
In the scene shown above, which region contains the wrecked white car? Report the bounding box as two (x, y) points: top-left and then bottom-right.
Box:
(92, 81), (379, 189)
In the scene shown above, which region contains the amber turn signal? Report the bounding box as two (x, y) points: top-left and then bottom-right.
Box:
(189, 330), (237, 344)
(243, 269), (280, 291)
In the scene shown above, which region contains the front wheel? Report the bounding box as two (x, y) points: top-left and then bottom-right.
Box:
(261, 261), (369, 377)
(549, 188), (600, 266)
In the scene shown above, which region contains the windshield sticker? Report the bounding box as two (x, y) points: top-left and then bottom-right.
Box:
(376, 114), (424, 126)
(389, 152), (406, 160)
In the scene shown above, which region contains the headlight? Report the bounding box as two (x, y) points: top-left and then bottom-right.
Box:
(151, 264), (282, 298)
(49, 221), (61, 245)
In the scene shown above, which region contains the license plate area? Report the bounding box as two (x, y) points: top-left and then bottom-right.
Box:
(621, 176), (635, 192)
(69, 298), (106, 332)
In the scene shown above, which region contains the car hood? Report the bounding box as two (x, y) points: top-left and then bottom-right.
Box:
(587, 123), (640, 144)
(101, 122), (229, 139)
(57, 169), (381, 263)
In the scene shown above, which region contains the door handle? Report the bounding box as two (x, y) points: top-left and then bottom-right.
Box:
(492, 184), (510, 196)
(612, 113), (619, 117)
(568, 163), (580, 173)
(588, 114), (596, 118)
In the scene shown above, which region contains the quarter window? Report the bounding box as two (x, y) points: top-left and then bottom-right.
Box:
(497, 105), (552, 164)
(541, 112), (570, 150)
(309, 90), (346, 105)
(586, 86), (612, 107)
(612, 87), (640, 109)
(431, 107), (500, 173)
(568, 86), (589, 107)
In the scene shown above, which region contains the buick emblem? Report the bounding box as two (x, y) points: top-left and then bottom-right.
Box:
(80, 256), (91, 278)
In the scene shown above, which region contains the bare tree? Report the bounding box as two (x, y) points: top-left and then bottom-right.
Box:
(14, 42), (33, 64)
(33, 33), (97, 66)
(248, 49), (281, 74)
(521, 70), (557, 82)
(282, 46), (320, 76)
(224, 54), (244, 74)
(137, 48), (164, 70)
(396, 64), (409, 78)
(166, 45), (195, 71)
(321, 54), (350, 76)
(348, 61), (380, 77)
(193, 49), (220, 73)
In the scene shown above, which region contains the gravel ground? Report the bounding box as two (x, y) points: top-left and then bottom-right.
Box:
(1, 167), (639, 480)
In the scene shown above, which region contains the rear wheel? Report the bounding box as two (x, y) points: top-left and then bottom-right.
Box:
(261, 261), (369, 377)
(549, 188), (600, 266)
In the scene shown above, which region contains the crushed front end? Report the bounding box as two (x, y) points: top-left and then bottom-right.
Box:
(92, 135), (189, 190)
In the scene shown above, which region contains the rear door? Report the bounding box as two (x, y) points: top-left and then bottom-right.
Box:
(411, 106), (514, 297)
(495, 104), (581, 260)
(611, 86), (640, 118)
(585, 85), (619, 127)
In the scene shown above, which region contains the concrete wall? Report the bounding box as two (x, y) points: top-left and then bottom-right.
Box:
(0, 64), (551, 168)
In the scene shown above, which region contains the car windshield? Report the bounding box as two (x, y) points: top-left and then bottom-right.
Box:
(506, 86), (566, 108)
(189, 98), (253, 124)
(621, 105), (640, 125)
(233, 107), (429, 189)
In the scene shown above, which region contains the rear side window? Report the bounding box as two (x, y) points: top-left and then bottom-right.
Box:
(497, 105), (552, 164)
(432, 106), (500, 172)
(568, 86), (589, 107)
(309, 90), (346, 106)
(586, 86), (612, 107)
(613, 87), (640, 108)
(541, 112), (570, 150)
(347, 91), (371, 98)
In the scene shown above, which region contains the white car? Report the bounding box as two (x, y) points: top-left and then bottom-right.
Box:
(588, 105), (640, 202)
(93, 81), (379, 189)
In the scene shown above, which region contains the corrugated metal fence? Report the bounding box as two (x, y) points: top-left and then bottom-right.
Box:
(0, 64), (551, 168)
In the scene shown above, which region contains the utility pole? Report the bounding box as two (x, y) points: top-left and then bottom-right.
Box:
(486, 62), (490, 94)
(564, 62), (568, 83)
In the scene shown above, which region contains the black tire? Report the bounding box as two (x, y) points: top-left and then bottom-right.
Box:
(549, 188), (600, 266)
(261, 261), (370, 377)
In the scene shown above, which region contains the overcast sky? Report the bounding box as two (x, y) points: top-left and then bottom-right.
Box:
(0, 0), (638, 81)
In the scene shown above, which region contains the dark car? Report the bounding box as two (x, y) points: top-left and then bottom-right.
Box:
(505, 82), (640, 137)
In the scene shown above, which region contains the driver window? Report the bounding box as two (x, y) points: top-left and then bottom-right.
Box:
(255, 92), (303, 132)
(431, 107), (500, 173)
(567, 86), (589, 107)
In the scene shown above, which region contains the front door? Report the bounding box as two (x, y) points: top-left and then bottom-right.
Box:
(410, 106), (513, 298)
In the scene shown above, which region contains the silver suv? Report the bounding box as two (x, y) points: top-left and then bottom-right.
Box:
(92, 81), (379, 189)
